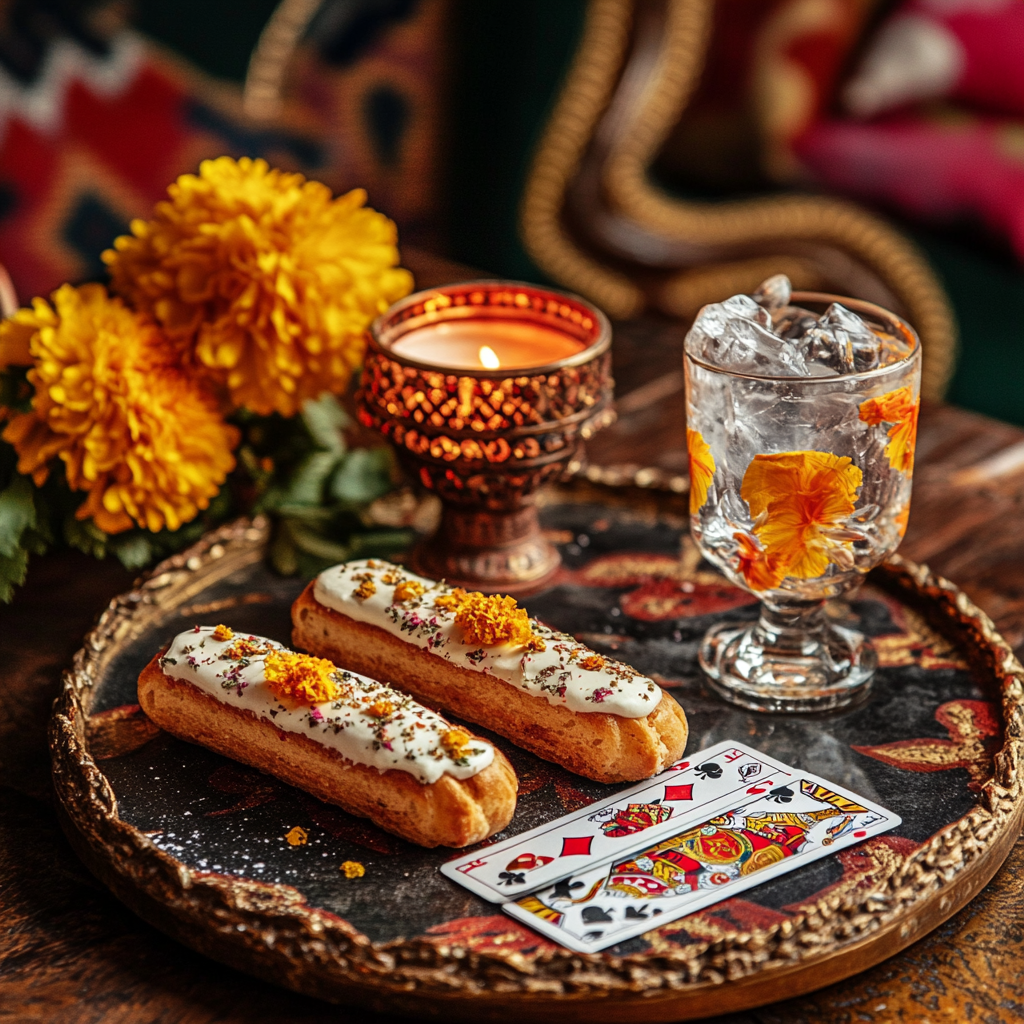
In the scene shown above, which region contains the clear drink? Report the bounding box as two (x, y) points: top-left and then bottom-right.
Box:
(685, 285), (921, 712)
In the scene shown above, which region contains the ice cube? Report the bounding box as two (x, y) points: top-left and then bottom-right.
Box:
(686, 294), (808, 376)
(696, 315), (810, 377)
(752, 274), (792, 311)
(773, 306), (820, 340)
(818, 302), (883, 372)
(799, 325), (857, 375)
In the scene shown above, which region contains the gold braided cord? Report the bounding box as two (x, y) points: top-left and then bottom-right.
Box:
(522, 0), (957, 399)
(520, 0), (643, 318)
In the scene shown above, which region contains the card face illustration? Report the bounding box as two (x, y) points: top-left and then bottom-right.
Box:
(504, 775), (901, 952)
(442, 740), (797, 903)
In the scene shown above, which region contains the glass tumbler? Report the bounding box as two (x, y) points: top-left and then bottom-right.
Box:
(686, 292), (922, 713)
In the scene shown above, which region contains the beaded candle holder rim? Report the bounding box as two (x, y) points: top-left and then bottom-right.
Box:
(368, 279), (612, 377)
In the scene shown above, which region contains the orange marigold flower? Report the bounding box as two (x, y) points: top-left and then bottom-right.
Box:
(0, 283), (238, 534)
(858, 386), (919, 474)
(894, 502), (911, 538)
(741, 451), (863, 582)
(686, 428), (716, 514)
(264, 650), (340, 705)
(340, 860), (365, 878)
(212, 624), (234, 641)
(354, 577), (376, 601)
(393, 579), (426, 602)
(436, 588), (540, 648)
(732, 532), (788, 592)
(103, 156), (413, 417)
(365, 699), (395, 719)
(441, 727), (472, 760)
(578, 654), (606, 671)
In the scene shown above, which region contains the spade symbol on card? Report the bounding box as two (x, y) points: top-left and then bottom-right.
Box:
(581, 906), (614, 924)
(767, 785), (794, 803)
(625, 906), (649, 920)
(551, 879), (586, 899)
(695, 762), (722, 780)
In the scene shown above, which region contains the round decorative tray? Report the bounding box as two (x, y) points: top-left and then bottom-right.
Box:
(50, 487), (1024, 1022)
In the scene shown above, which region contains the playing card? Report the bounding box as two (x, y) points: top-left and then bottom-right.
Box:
(442, 740), (798, 902)
(505, 773), (901, 951)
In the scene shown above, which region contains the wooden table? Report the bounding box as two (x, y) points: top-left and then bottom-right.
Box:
(3, 255), (1023, 1023)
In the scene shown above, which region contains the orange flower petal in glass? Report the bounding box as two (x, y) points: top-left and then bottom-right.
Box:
(741, 451), (863, 582)
(686, 428), (716, 514)
(732, 532), (787, 592)
(858, 386), (919, 474)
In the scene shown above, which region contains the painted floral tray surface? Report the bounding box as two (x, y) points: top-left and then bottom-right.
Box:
(51, 497), (1024, 1023)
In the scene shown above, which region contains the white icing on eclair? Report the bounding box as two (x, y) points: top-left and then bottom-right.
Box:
(158, 627), (494, 784)
(312, 559), (661, 719)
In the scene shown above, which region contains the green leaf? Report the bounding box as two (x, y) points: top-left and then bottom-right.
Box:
(330, 448), (394, 504)
(109, 533), (154, 570)
(282, 450), (341, 506)
(0, 474), (36, 557)
(64, 516), (109, 559)
(268, 520), (299, 576)
(287, 520), (354, 562)
(301, 394), (349, 453)
(0, 544), (29, 603)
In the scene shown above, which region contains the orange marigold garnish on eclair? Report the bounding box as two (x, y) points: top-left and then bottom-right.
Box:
(264, 651), (340, 705)
(741, 451), (862, 583)
(212, 624), (234, 641)
(858, 386), (919, 474)
(686, 428), (716, 514)
(441, 727), (472, 760)
(435, 588), (545, 649)
(393, 579), (426, 602)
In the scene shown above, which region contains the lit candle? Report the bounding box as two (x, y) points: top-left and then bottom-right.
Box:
(388, 320), (586, 371)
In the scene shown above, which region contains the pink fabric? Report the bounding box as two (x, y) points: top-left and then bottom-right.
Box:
(928, 0), (1024, 114)
(796, 113), (1024, 260)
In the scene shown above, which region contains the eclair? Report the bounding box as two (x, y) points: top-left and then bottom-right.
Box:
(291, 560), (688, 783)
(137, 626), (517, 848)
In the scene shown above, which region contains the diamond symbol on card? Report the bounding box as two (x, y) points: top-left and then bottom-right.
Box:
(560, 836), (594, 857)
(663, 783), (693, 801)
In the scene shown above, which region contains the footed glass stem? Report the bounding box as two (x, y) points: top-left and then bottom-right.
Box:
(699, 599), (876, 713)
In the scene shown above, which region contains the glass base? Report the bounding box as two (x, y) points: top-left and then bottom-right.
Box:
(699, 601), (877, 713)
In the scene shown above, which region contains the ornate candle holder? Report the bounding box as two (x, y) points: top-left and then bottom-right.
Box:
(358, 281), (614, 593)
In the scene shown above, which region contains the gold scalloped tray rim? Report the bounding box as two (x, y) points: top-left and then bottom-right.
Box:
(49, 511), (1024, 1023)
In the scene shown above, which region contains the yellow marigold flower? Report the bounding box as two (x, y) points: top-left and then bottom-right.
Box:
(340, 860), (365, 878)
(686, 427), (716, 514)
(858, 387), (919, 474)
(578, 654), (606, 671)
(435, 588), (540, 648)
(741, 451), (863, 582)
(212, 624), (234, 641)
(441, 727), (472, 760)
(354, 577), (376, 600)
(103, 156), (414, 417)
(0, 284), (238, 534)
(264, 650), (340, 705)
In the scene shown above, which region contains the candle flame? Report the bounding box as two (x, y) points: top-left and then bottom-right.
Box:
(478, 345), (501, 370)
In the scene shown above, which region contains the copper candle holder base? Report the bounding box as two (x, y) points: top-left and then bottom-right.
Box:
(410, 505), (560, 594)
(359, 281), (614, 594)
